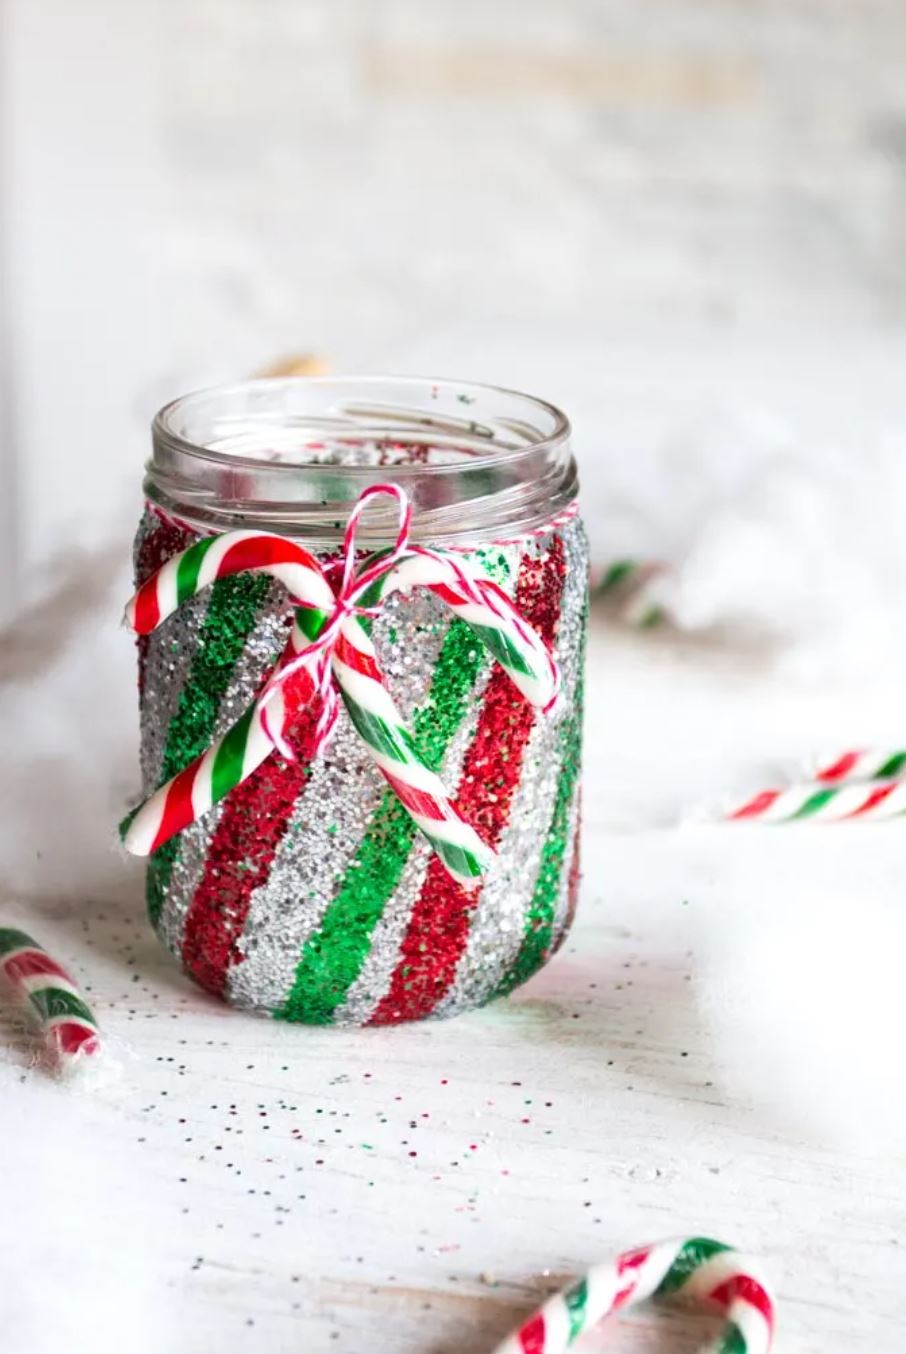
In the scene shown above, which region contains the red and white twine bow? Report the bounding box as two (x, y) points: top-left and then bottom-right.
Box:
(121, 485), (562, 888)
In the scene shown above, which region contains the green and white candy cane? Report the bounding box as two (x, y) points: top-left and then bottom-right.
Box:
(121, 485), (560, 890)
(491, 1236), (774, 1354)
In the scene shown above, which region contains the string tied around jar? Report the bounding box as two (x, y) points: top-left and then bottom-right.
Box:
(120, 483), (562, 889)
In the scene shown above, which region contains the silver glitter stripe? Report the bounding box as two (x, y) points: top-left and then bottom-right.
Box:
(335, 543), (524, 1026)
(154, 586), (290, 962)
(227, 588), (454, 1014)
(433, 517), (589, 1016)
(548, 788), (582, 955)
(140, 596), (210, 794)
(157, 801), (225, 960)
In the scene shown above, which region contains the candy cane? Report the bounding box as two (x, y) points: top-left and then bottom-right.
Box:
(121, 486), (561, 889)
(592, 559), (667, 628)
(809, 748), (906, 784)
(490, 1236), (774, 1354)
(0, 927), (101, 1072)
(727, 778), (906, 822)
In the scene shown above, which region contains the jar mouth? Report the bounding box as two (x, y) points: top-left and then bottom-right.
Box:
(147, 375), (576, 545)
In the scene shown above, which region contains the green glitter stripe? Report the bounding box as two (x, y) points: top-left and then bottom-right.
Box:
(211, 705), (256, 804)
(655, 1238), (733, 1295)
(0, 928), (34, 957)
(718, 1323), (747, 1354)
(277, 616), (487, 1025)
(495, 629), (586, 998)
(790, 787), (835, 819)
(28, 987), (95, 1025)
(564, 1278), (588, 1342)
(175, 536), (217, 606)
(146, 573), (273, 928)
(876, 752), (906, 778)
(468, 622), (533, 677)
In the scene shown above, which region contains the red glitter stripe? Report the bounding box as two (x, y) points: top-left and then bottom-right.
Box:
(381, 769), (447, 822)
(152, 764), (201, 853)
(334, 630), (383, 681)
(50, 1022), (100, 1057)
(816, 750), (860, 783)
(709, 1276), (774, 1328)
(847, 781), (897, 817)
(517, 1313), (547, 1354)
(2, 950), (73, 986)
(368, 540), (566, 1026)
(729, 789), (780, 820)
(216, 535), (321, 581)
(180, 703), (322, 998)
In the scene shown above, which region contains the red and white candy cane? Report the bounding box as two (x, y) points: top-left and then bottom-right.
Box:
(491, 1236), (774, 1354)
(121, 485), (561, 889)
(0, 926), (101, 1072)
(727, 778), (906, 822)
(809, 748), (906, 784)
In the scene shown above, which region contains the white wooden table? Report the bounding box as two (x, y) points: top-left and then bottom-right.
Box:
(2, 608), (904, 1354)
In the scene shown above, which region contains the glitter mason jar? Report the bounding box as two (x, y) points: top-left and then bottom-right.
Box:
(132, 377), (587, 1025)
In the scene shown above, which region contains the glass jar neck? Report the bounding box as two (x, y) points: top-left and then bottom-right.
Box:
(144, 377), (576, 547)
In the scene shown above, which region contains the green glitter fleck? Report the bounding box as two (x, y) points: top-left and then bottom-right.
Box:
(145, 573), (273, 928)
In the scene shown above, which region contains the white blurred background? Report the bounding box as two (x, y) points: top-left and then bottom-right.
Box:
(3, 0), (906, 626)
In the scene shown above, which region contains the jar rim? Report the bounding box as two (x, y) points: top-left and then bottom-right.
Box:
(152, 374), (571, 471)
(147, 375), (576, 546)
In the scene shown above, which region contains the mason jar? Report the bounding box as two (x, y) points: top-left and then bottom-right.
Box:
(130, 376), (587, 1025)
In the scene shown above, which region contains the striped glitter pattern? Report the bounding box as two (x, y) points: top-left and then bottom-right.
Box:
(276, 614), (488, 1024)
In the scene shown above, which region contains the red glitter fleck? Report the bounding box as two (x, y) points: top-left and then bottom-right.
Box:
(368, 540), (567, 1025)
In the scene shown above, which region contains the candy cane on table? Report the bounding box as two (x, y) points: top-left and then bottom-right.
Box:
(121, 485), (561, 889)
(490, 1236), (774, 1354)
(808, 748), (906, 785)
(726, 777), (906, 822)
(591, 559), (668, 628)
(0, 926), (102, 1072)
